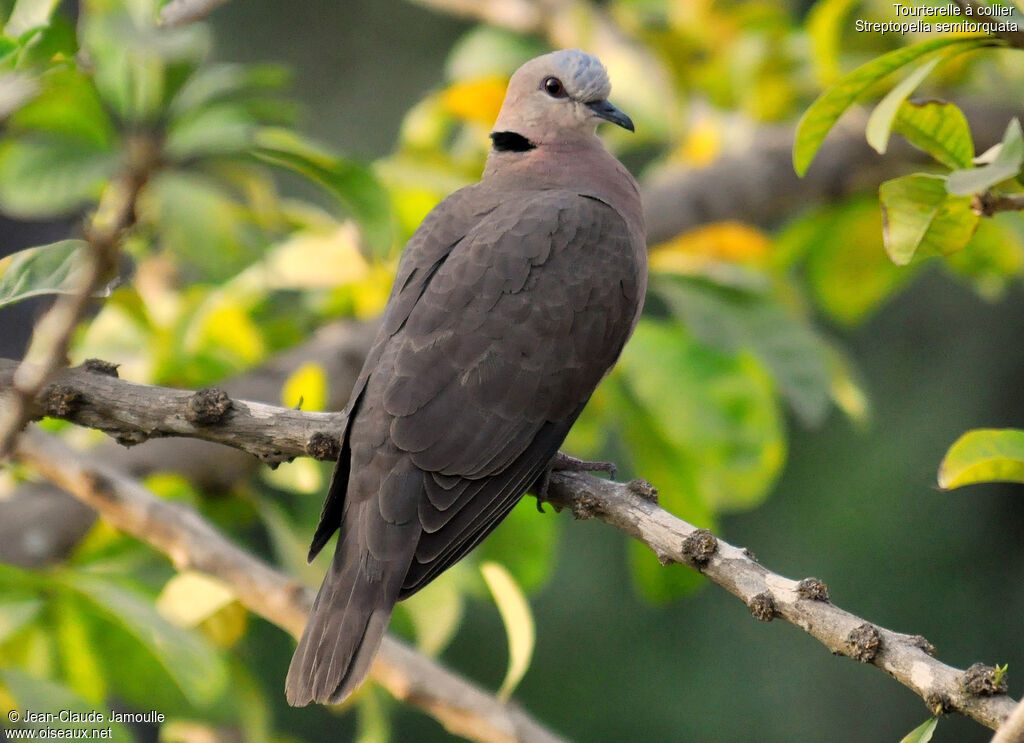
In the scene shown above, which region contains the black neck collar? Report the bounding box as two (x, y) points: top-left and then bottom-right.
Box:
(490, 131), (536, 152)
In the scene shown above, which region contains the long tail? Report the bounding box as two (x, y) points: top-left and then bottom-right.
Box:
(285, 496), (417, 706)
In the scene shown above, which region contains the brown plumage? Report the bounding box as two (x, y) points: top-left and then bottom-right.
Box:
(286, 48), (647, 706)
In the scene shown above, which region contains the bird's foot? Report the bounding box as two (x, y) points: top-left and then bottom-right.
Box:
(533, 451), (617, 512)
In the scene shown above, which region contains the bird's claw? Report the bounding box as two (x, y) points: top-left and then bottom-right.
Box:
(532, 451), (619, 512)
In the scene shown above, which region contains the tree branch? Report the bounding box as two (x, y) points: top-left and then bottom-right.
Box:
(0, 136), (157, 460)
(952, 0), (1024, 50)
(13, 428), (568, 743)
(159, 0), (231, 27)
(971, 191), (1024, 216)
(991, 695), (1024, 743)
(4, 362), (1017, 731)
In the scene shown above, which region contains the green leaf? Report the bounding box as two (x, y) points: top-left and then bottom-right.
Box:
(65, 575), (229, 707)
(947, 119), (1024, 196)
(83, 7), (209, 123)
(53, 596), (107, 703)
(480, 561), (535, 701)
(0, 598), (41, 642)
(618, 319), (785, 514)
(0, 670), (134, 743)
(866, 57), (941, 156)
(10, 68), (115, 148)
(879, 174), (979, 265)
(655, 278), (832, 427)
(892, 99), (974, 169)
(3, 0), (59, 37)
(0, 138), (119, 218)
(779, 198), (913, 325)
(399, 572), (464, 657)
(944, 213), (1024, 298)
(899, 717), (937, 743)
(475, 496), (559, 593)
(806, 0), (860, 86)
(938, 428), (1024, 489)
(253, 128), (394, 258)
(168, 62), (289, 118)
(164, 102), (257, 160)
(140, 170), (266, 281)
(0, 239), (90, 307)
(794, 36), (991, 176)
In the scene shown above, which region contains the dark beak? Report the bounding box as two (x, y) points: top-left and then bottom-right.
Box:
(586, 99), (635, 132)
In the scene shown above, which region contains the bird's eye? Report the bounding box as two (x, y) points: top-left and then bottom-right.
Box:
(542, 76), (566, 98)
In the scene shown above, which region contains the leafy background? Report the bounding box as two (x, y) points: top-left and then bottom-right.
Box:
(1, 0), (1023, 741)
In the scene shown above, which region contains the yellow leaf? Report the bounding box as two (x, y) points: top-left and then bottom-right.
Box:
(281, 361), (328, 411)
(189, 301), (265, 364)
(671, 119), (722, 167)
(258, 223), (368, 290)
(400, 572), (464, 657)
(261, 457), (324, 494)
(441, 77), (507, 126)
(651, 222), (771, 269)
(156, 571), (248, 648)
(938, 429), (1024, 490)
(480, 561), (535, 701)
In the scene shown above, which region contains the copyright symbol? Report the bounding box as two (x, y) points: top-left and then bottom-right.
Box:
(8, 710), (19, 722)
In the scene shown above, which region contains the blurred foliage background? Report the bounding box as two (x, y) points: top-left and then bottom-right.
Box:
(1, 0), (1023, 741)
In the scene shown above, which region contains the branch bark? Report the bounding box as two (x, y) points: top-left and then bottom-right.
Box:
(4, 363), (1017, 732)
(14, 428), (568, 743)
(991, 695), (1024, 743)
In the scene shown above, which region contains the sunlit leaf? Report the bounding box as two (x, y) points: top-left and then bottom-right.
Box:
(0, 137), (118, 218)
(480, 561), (534, 701)
(938, 428), (1024, 489)
(0, 598), (41, 642)
(66, 575), (229, 707)
(892, 100), (974, 169)
(53, 596), (107, 703)
(794, 36), (991, 176)
(399, 572), (464, 657)
(0, 72), (38, 120)
(156, 571), (247, 649)
(777, 199), (911, 324)
(947, 119), (1024, 196)
(4, 0), (59, 37)
(806, 0), (859, 86)
(253, 128), (394, 258)
(355, 686), (392, 743)
(441, 76), (506, 126)
(879, 174), (978, 265)
(0, 240), (88, 308)
(900, 717), (937, 743)
(0, 670), (133, 743)
(866, 57), (941, 156)
(249, 224), (368, 290)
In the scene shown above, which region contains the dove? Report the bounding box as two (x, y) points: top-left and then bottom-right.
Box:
(286, 48), (647, 706)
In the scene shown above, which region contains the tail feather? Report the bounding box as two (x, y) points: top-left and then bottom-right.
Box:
(286, 499), (417, 706)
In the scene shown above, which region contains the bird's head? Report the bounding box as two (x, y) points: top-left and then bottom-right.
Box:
(490, 49), (634, 150)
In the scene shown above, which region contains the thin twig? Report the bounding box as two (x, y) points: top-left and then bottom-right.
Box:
(972, 191), (1024, 216)
(14, 429), (568, 743)
(159, 0), (231, 27)
(0, 136), (157, 460)
(991, 695), (1024, 743)
(3, 367), (1017, 731)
